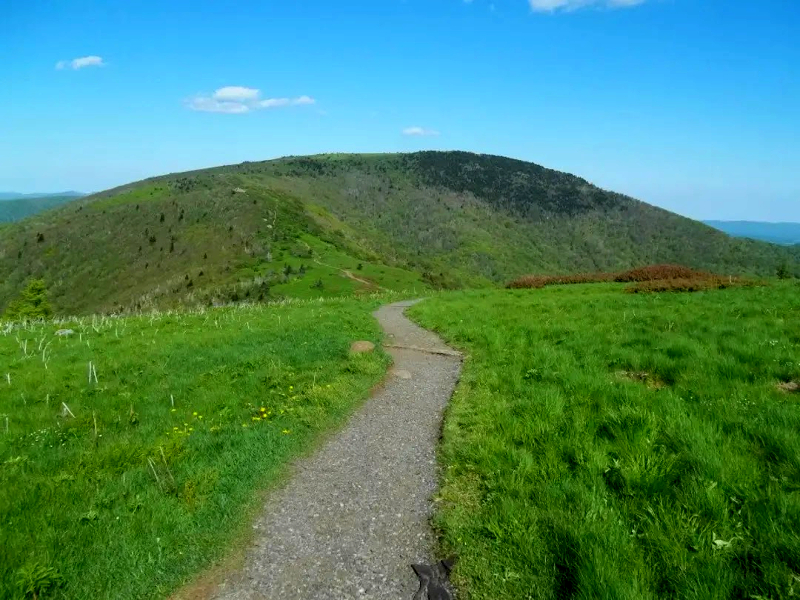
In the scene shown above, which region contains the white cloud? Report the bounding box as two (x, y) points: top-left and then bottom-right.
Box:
(212, 86), (260, 101)
(188, 87), (316, 114)
(187, 97), (252, 114)
(258, 98), (291, 109)
(528, 0), (646, 11)
(403, 126), (440, 137)
(55, 55), (105, 70)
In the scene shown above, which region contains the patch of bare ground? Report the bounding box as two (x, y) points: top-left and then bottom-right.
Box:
(616, 370), (667, 389)
(777, 381), (799, 394)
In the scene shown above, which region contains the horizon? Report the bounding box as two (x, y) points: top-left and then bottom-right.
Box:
(2, 148), (800, 224)
(2, 0), (799, 221)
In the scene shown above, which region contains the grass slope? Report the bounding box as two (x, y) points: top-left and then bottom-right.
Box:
(0, 194), (83, 223)
(409, 282), (800, 599)
(0, 297), (389, 599)
(1, 152), (797, 316)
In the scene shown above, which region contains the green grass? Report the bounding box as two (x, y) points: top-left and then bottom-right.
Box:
(409, 281), (800, 599)
(0, 297), (390, 599)
(88, 185), (169, 210)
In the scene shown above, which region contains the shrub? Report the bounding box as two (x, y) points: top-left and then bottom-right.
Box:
(3, 279), (53, 320)
(507, 272), (613, 289)
(508, 264), (717, 290)
(625, 276), (756, 294)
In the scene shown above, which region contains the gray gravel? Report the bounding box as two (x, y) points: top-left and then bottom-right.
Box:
(212, 300), (462, 600)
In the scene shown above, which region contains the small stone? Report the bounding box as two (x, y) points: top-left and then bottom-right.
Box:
(350, 341), (375, 354)
(391, 369), (412, 380)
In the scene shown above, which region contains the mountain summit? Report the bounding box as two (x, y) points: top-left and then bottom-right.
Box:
(1, 152), (797, 315)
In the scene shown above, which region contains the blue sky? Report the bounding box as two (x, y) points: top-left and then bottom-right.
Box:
(1, 0), (798, 221)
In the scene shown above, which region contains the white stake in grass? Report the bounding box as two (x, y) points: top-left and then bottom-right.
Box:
(88, 361), (98, 384)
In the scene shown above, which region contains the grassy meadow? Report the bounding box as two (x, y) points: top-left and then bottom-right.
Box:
(409, 281), (800, 599)
(0, 297), (390, 599)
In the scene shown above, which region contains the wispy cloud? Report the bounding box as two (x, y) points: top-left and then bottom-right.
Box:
(403, 126), (440, 137)
(55, 55), (105, 70)
(212, 86), (261, 102)
(188, 87), (316, 114)
(528, 0), (646, 12)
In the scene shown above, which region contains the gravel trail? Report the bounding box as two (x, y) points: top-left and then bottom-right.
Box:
(212, 300), (462, 600)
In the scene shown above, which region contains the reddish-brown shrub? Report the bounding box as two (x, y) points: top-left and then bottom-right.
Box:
(625, 276), (758, 294)
(613, 264), (711, 283)
(506, 272), (614, 289)
(507, 264), (734, 291)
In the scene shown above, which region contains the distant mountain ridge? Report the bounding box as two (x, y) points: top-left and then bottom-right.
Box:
(0, 151), (798, 315)
(0, 191), (85, 201)
(704, 220), (800, 246)
(0, 193), (85, 223)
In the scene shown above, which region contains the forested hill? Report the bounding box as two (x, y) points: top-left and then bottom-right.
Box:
(1, 152), (797, 315)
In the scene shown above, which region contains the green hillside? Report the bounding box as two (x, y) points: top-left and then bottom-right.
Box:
(0, 194), (83, 223)
(1, 152), (797, 315)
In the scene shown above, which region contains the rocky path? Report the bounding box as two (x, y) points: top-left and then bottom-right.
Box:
(211, 300), (462, 600)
